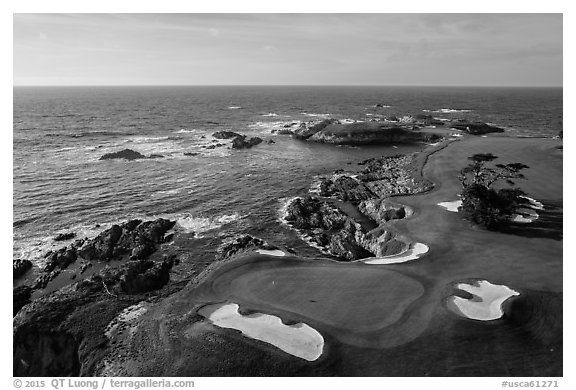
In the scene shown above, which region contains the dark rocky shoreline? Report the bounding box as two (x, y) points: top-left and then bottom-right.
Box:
(12, 216), (185, 376)
(282, 152), (435, 260)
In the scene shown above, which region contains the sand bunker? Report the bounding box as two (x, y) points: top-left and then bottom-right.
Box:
(512, 207), (539, 223)
(520, 196), (544, 210)
(363, 243), (429, 265)
(255, 249), (286, 257)
(437, 200), (462, 212)
(448, 280), (519, 321)
(199, 303), (324, 361)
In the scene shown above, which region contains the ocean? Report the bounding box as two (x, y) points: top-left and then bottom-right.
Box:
(13, 86), (563, 273)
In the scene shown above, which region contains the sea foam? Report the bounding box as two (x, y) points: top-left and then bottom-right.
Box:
(175, 213), (243, 236)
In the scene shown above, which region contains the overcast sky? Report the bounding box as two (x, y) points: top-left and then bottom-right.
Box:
(13, 13), (563, 86)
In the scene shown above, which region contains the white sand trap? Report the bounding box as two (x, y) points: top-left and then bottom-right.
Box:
(256, 249), (286, 257)
(451, 133), (464, 137)
(199, 303), (324, 361)
(511, 207), (539, 223)
(363, 243), (429, 265)
(520, 195), (544, 210)
(449, 280), (519, 321)
(437, 200), (462, 212)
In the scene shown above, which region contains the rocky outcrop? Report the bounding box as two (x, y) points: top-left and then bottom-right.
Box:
(292, 119), (338, 140)
(284, 196), (407, 260)
(284, 196), (373, 260)
(318, 155), (431, 202)
(231, 136), (263, 149)
(120, 257), (175, 294)
(307, 122), (441, 145)
(44, 247), (77, 272)
(13, 255), (178, 376)
(413, 114), (448, 126)
(27, 218), (175, 293)
(212, 131), (243, 139)
(54, 232), (76, 241)
(211, 131), (263, 149)
(13, 285), (32, 316)
(99, 149), (147, 160)
(356, 155), (433, 197)
(328, 220), (374, 260)
(13, 259), (32, 279)
(217, 235), (272, 260)
(319, 176), (374, 204)
(450, 122), (504, 135)
(77, 218), (175, 262)
(77, 224), (123, 261)
(357, 226), (408, 257)
(358, 199), (408, 225)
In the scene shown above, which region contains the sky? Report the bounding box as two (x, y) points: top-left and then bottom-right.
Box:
(13, 13), (563, 86)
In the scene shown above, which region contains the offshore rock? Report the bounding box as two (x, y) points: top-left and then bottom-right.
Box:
(308, 122), (441, 145)
(231, 136), (263, 149)
(212, 131), (243, 139)
(99, 149), (146, 161)
(450, 122), (504, 135)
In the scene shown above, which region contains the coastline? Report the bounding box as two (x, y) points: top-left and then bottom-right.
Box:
(13, 132), (563, 377)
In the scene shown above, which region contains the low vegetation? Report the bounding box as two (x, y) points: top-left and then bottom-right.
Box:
(458, 153), (529, 230)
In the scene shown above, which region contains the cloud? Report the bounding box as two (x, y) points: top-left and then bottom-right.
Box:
(39, 32), (48, 40)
